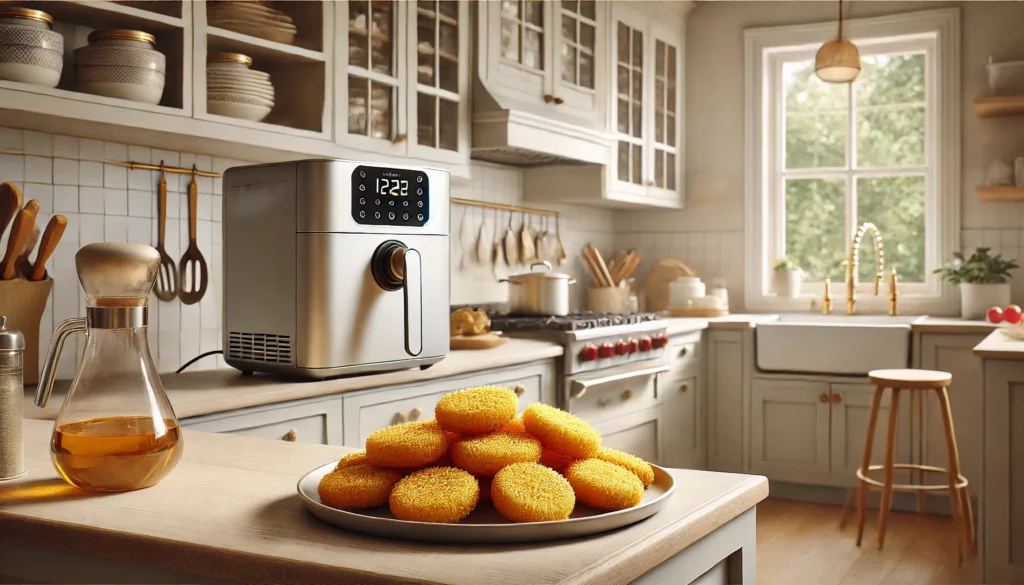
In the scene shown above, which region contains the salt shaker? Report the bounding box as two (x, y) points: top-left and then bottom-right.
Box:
(0, 315), (25, 480)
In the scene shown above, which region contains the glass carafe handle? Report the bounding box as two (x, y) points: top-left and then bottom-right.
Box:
(35, 317), (86, 407)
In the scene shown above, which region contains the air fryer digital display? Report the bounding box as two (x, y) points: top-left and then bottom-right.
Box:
(351, 165), (429, 227)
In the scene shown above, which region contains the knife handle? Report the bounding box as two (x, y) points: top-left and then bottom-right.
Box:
(30, 215), (67, 281)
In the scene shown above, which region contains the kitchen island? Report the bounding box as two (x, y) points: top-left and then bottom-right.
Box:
(1, 419), (768, 585)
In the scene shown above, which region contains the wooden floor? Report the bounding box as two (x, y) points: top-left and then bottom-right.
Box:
(756, 498), (980, 585)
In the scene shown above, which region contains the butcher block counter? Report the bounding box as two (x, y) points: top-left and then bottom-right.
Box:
(1, 419), (768, 585)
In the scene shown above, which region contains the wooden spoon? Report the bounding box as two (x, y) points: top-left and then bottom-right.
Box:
(0, 182), (23, 240)
(178, 172), (208, 305)
(29, 214), (66, 281)
(154, 168), (179, 301)
(0, 203), (37, 280)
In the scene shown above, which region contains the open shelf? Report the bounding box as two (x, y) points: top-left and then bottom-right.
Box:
(27, 0), (184, 30)
(973, 95), (1024, 118)
(976, 186), (1024, 201)
(207, 27), (325, 64)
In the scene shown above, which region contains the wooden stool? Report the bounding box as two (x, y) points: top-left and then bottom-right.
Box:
(855, 369), (975, 564)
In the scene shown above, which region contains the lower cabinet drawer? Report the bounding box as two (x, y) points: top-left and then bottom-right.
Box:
(592, 406), (663, 465)
(568, 361), (665, 425)
(666, 333), (701, 377)
(342, 362), (553, 447)
(182, 399), (343, 445)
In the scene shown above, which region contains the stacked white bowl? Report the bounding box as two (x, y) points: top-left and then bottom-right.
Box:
(207, 1), (297, 46)
(75, 29), (165, 105)
(207, 53), (274, 122)
(0, 7), (63, 88)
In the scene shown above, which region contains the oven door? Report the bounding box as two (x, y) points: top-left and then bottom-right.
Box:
(567, 360), (669, 426)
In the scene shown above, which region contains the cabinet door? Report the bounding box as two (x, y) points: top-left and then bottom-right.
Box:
(407, 0), (470, 164)
(183, 399), (343, 446)
(647, 22), (681, 202)
(593, 406), (662, 465)
(707, 330), (744, 472)
(552, 0), (600, 118)
(751, 379), (831, 484)
(661, 375), (703, 469)
(482, 0), (548, 103)
(338, 0), (406, 155)
(983, 360), (1024, 584)
(609, 4), (647, 196)
(829, 383), (912, 487)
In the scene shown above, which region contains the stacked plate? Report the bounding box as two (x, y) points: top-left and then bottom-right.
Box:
(0, 7), (63, 88)
(207, 53), (274, 122)
(207, 1), (297, 46)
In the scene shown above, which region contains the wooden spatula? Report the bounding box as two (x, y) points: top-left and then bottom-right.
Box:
(1, 201), (38, 280)
(178, 172), (208, 305)
(0, 182), (23, 240)
(154, 169), (178, 301)
(29, 214), (66, 281)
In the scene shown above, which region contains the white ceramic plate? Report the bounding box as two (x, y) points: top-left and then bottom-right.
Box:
(296, 461), (676, 544)
(1000, 324), (1024, 340)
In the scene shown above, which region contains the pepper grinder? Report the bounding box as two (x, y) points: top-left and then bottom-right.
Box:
(0, 315), (25, 480)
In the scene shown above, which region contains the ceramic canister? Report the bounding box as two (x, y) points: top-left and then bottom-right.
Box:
(0, 316), (25, 480)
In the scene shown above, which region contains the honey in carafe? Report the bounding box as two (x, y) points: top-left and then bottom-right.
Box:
(51, 416), (182, 492)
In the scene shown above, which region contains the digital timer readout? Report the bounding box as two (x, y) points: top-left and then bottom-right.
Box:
(377, 178), (409, 196)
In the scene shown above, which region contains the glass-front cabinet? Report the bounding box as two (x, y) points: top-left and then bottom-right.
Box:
(338, 0), (469, 162)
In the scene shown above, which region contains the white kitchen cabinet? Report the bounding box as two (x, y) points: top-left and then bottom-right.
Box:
(342, 360), (556, 447)
(829, 383), (912, 486)
(750, 379), (831, 484)
(182, 398), (343, 445)
(593, 405), (662, 465)
(707, 330), (747, 473)
(335, 0), (470, 165)
(662, 375), (702, 470)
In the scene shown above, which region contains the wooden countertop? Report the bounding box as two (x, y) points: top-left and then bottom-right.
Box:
(973, 329), (1024, 359)
(660, 314), (996, 336)
(911, 318), (996, 335)
(24, 338), (563, 421)
(2, 419), (769, 585)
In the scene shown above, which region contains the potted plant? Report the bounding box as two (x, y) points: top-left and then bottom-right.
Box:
(773, 257), (803, 299)
(934, 247), (1019, 319)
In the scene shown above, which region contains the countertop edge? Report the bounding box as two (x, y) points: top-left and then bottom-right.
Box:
(973, 330), (1024, 360)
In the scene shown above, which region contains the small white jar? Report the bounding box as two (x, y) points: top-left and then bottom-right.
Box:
(669, 276), (706, 309)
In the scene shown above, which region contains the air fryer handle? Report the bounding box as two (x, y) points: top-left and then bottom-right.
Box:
(403, 247), (423, 356)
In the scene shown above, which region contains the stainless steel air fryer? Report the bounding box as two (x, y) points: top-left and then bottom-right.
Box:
(222, 159), (450, 379)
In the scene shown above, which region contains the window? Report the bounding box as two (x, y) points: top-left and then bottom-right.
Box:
(744, 9), (960, 312)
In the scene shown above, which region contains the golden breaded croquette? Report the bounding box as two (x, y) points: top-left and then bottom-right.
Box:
(565, 459), (644, 510)
(366, 420), (450, 469)
(491, 462), (575, 523)
(389, 467), (480, 523)
(522, 403), (601, 459)
(318, 464), (403, 509)
(498, 415), (527, 435)
(539, 448), (575, 473)
(435, 386), (518, 435)
(335, 451), (369, 470)
(451, 431), (542, 477)
(594, 447), (655, 487)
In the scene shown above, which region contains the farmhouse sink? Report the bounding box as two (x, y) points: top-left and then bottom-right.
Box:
(756, 314), (927, 375)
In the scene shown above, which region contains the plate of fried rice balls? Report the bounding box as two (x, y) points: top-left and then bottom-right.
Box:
(297, 386), (676, 543)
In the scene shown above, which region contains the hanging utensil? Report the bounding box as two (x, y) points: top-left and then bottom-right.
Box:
(154, 164), (178, 301)
(0, 183), (23, 240)
(459, 207), (477, 269)
(520, 212), (536, 263)
(178, 167), (208, 305)
(29, 214), (66, 281)
(554, 214), (568, 265)
(536, 214), (551, 262)
(504, 211), (519, 267)
(0, 200), (38, 280)
(478, 212), (494, 267)
(493, 210), (508, 282)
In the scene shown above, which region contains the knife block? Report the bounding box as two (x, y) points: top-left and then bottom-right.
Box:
(0, 278), (53, 384)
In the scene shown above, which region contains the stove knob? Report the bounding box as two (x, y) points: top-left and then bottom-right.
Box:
(627, 338), (639, 354)
(616, 339), (628, 355)
(639, 336), (653, 352)
(580, 344), (599, 362)
(598, 342), (616, 359)
(652, 334), (668, 349)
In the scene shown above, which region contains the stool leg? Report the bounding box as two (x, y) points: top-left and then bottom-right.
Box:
(961, 484), (976, 557)
(877, 388), (901, 550)
(856, 385), (886, 546)
(914, 390), (927, 513)
(936, 388), (970, 564)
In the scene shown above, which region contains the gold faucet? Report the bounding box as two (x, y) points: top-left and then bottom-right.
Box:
(822, 278), (832, 314)
(888, 267), (899, 316)
(846, 222), (885, 315)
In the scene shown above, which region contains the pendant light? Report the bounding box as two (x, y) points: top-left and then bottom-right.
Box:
(815, 0), (860, 83)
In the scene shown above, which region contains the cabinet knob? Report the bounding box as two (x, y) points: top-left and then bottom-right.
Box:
(621, 388), (634, 400)
(680, 346), (688, 357)
(392, 133), (408, 144)
(283, 429), (298, 442)
(554, 97), (565, 105)
(409, 407), (422, 421)
(680, 383), (689, 393)
(392, 412), (408, 425)
(514, 385), (525, 396)
(544, 94), (555, 103)
(832, 393), (842, 404)
(647, 180), (655, 187)
(598, 396), (611, 407)
(819, 393), (829, 404)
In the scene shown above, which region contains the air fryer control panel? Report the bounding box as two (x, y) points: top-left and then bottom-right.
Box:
(351, 165), (430, 227)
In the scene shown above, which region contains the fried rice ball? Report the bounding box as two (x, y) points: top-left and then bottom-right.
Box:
(451, 431), (542, 477)
(565, 459), (644, 511)
(389, 467), (480, 523)
(435, 386), (518, 435)
(366, 420), (451, 469)
(335, 451), (369, 470)
(491, 462), (576, 523)
(318, 464), (404, 510)
(522, 403), (601, 459)
(539, 448), (576, 473)
(595, 447), (655, 487)
(498, 415), (527, 435)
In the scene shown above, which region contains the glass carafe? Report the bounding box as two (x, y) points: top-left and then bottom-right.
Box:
(36, 243), (182, 492)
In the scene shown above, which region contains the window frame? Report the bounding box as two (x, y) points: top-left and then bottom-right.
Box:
(744, 8), (961, 314)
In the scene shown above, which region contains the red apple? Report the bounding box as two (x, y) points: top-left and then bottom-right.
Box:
(988, 306), (1005, 324)
(1005, 305), (1022, 325)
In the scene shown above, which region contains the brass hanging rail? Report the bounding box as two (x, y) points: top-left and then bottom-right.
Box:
(0, 149), (221, 178)
(450, 197), (558, 217)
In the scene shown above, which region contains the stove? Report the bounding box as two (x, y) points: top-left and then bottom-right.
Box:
(490, 312), (658, 332)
